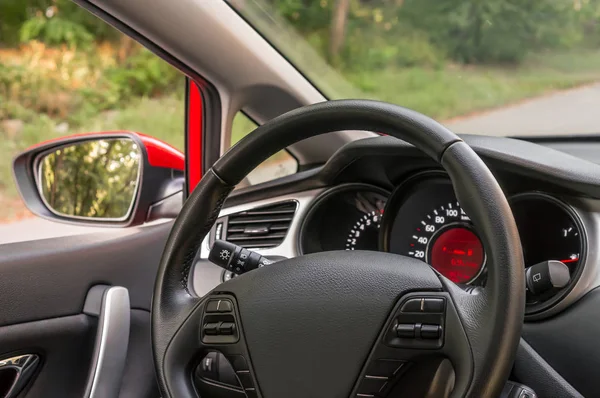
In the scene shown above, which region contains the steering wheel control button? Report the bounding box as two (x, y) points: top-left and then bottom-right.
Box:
(358, 376), (388, 395)
(217, 300), (233, 313)
(367, 359), (405, 377)
(227, 355), (249, 371)
(384, 294), (447, 349)
(196, 351), (242, 389)
(203, 322), (219, 335)
(219, 322), (235, 335)
(195, 296), (258, 397)
(201, 295), (241, 344)
(396, 323), (416, 338)
(423, 298), (445, 313)
(400, 298), (423, 313)
(420, 324), (442, 339)
(237, 372), (254, 389)
(400, 297), (446, 314)
(245, 388), (258, 398)
(198, 352), (219, 381)
(206, 300), (220, 313)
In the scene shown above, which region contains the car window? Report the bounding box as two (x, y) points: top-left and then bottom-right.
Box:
(0, 2), (184, 229)
(230, 112), (297, 187)
(230, 0), (600, 137)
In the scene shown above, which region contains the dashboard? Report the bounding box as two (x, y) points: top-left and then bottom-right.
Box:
(192, 134), (600, 320)
(188, 134), (600, 397)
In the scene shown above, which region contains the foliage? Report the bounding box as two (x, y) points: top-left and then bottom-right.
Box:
(0, 0), (30, 45)
(1, 0), (120, 47)
(399, 0), (586, 64)
(20, 14), (94, 48)
(262, 0), (600, 68)
(0, 62), (76, 119)
(342, 29), (444, 71)
(105, 49), (182, 100)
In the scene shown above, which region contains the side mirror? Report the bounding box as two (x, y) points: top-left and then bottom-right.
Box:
(12, 132), (184, 227)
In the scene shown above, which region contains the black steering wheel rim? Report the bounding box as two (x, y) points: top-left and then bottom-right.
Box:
(151, 100), (525, 398)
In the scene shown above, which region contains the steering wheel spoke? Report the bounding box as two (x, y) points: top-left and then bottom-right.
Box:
(347, 290), (475, 398)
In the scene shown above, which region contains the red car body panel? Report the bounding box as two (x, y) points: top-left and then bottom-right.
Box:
(187, 82), (204, 191)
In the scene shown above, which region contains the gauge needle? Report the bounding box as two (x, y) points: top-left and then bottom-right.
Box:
(560, 257), (579, 263)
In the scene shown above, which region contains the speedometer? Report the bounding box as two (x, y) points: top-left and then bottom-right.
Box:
(382, 174), (487, 285)
(407, 200), (485, 284)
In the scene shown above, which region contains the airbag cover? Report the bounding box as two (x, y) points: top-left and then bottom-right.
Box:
(221, 250), (442, 398)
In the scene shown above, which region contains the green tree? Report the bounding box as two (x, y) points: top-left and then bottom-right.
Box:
(400, 0), (586, 64)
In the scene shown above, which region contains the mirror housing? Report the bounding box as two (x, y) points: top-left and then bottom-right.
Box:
(12, 132), (184, 227)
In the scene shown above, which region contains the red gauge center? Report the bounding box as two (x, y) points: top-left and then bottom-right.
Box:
(429, 227), (484, 284)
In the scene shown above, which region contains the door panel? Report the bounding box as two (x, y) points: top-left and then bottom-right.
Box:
(0, 315), (94, 398)
(0, 222), (172, 397)
(120, 310), (159, 398)
(0, 223), (171, 326)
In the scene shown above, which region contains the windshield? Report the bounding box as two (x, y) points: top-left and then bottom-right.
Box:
(229, 0), (600, 136)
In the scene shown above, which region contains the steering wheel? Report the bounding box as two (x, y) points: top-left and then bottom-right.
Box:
(151, 100), (525, 398)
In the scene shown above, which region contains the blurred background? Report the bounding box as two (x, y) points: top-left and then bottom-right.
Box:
(2, 0), (600, 225)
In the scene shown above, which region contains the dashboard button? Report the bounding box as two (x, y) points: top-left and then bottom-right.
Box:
(400, 298), (423, 312)
(420, 324), (441, 339)
(423, 298), (445, 313)
(396, 324), (415, 338)
(206, 300), (220, 313)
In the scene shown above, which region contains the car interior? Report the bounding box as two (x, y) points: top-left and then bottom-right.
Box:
(1, 1), (599, 398)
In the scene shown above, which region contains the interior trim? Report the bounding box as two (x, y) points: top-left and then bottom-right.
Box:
(83, 286), (131, 398)
(514, 338), (583, 398)
(0, 354), (40, 398)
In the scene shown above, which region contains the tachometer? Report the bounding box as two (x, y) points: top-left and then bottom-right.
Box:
(300, 184), (388, 254)
(346, 208), (383, 250)
(407, 200), (485, 284)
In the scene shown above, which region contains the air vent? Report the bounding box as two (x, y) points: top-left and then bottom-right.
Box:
(225, 201), (297, 249)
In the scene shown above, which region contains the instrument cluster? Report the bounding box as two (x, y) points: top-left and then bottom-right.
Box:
(299, 172), (586, 313)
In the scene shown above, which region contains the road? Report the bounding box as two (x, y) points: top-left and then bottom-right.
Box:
(1, 83), (599, 244)
(446, 83), (600, 136)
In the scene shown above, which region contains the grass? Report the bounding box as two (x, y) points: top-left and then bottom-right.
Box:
(2, 49), (600, 222)
(344, 50), (600, 120)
